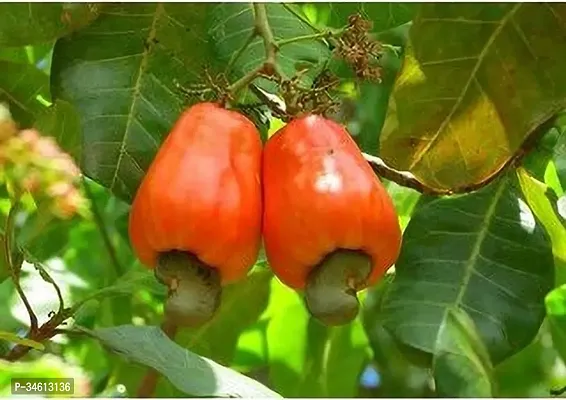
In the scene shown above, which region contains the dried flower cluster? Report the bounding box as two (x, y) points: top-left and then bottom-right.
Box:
(0, 105), (86, 219)
(277, 69), (341, 120)
(334, 14), (383, 81)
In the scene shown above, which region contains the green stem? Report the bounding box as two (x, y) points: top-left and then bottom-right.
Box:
(227, 64), (265, 98)
(82, 178), (124, 280)
(276, 31), (332, 47)
(5, 195), (38, 334)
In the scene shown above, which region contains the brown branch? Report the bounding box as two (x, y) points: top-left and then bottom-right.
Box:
(250, 81), (559, 196)
(253, 3), (278, 72)
(3, 308), (72, 361)
(136, 320), (179, 398)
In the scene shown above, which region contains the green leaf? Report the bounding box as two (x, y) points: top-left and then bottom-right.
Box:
(362, 275), (432, 397)
(384, 180), (420, 230)
(16, 205), (77, 262)
(522, 115), (565, 182)
(208, 3), (331, 100)
(232, 320), (269, 372)
(73, 268), (166, 313)
(0, 60), (49, 127)
(381, 174), (554, 365)
(51, 4), (216, 203)
(546, 286), (566, 365)
(0, 3), (101, 46)
(322, 319), (372, 396)
(265, 279), (370, 397)
(0, 330), (44, 351)
(517, 168), (566, 285)
(34, 99), (82, 162)
(175, 269), (272, 365)
(432, 308), (494, 397)
(266, 281), (312, 396)
(555, 119), (566, 191)
(0, 43), (54, 67)
(304, 3), (416, 33)
(380, 4), (566, 191)
(82, 325), (281, 398)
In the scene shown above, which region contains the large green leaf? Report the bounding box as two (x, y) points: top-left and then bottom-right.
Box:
(362, 275), (432, 397)
(0, 60), (49, 127)
(432, 308), (494, 397)
(51, 4), (216, 203)
(0, 4), (101, 47)
(208, 3), (331, 101)
(83, 325), (281, 398)
(380, 3), (566, 191)
(380, 174), (554, 366)
(34, 99), (82, 162)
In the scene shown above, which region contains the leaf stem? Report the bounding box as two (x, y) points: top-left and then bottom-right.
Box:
(226, 3), (282, 100)
(82, 177), (124, 279)
(275, 31), (332, 47)
(5, 195), (39, 334)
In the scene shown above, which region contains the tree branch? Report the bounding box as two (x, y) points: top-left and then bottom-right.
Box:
(253, 3), (278, 72)
(249, 81), (557, 196)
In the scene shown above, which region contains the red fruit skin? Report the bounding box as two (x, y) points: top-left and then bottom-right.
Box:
(128, 102), (263, 283)
(262, 114), (402, 290)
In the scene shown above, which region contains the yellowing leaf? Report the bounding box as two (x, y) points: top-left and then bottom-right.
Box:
(380, 4), (566, 191)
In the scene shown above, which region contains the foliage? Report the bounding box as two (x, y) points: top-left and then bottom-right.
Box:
(1, 2), (566, 398)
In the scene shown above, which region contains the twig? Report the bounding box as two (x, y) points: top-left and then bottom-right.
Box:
(249, 80), (558, 196)
(253, 3), (278, 71)
(4, 196), (39, 334)
(136, 320), (179, 398)
(82, 177), (124, 278)
(32, 261), (65, 314)
(3, 307), (72, 361)
(275, 31), (331, 47)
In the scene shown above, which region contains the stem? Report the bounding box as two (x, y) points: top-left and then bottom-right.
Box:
(82, 178), (124, 278)
(253, 3), (278, 70)
(362, 153), (452, 195)
(136, 320), (178, 397)
(3, 307), (72, 361)
(227, 64), (266, 98)
(32, 261), (65, 314)
(5, 196), (38, 334)
(276, 31), (332, 47)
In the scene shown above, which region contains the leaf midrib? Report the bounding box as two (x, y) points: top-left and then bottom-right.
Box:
(408, 4), (522, 170)
(110, 4), (163, 190)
